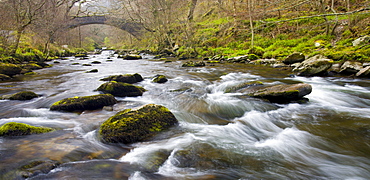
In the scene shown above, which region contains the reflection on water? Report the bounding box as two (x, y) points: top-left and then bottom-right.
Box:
(0, 51), (369, 179)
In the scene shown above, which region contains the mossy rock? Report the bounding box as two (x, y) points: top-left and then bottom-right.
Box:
(0, 74), (11, 81)
(243, 83), (312, 103)
(182, 61), (206, 67)
(100, 73), (143, 84)
(152, 75), (168, 83)
(97, 81), (146, 97)
(74, 54), (88, 58)
(7, 91), (39, 100)
(86, 69), (98, 73)
(50, 94), (117, 112)
(0, 122), (54, 136)
(99, 104), (178, 144)
(120, 54), (142, 60)
(0, 63), (22, 77)
(21, 63), (42, 71)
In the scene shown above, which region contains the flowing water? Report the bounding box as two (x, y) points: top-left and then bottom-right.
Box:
(0, 51), (369, 180)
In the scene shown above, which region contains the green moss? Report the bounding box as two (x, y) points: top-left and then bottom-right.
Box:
(97, 81), (146, 97)
(50, 94), (117, 112)
(0, 122), (54, 136)
(99, 104), (178, 144)
(9, 91), (38, 100)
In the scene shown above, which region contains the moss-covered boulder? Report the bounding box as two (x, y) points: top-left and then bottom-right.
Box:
(0, 122), (54, 136)
(97, 81), (145, 97)
(100, 73), (143, 84)
(50, 94), (117, 112)
(283, 52), (305, 65)
(21, 63), (43, 71)
(152, 75), (168, 83)
(0, 63), (22, 77)
(0, 74), (11, 81)
(99, 104), (178, 144)
(243, 83), (312, 103)
(120, 54), (142, 60)
(292, 55), (333, 76)
(6, 91), (39, 100)
(182, 61), (206, 67)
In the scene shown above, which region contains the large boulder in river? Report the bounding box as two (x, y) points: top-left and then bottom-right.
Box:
(0, 122), (54, 136)
(97, 81), (146, 97)
(50, 94), (117, 112)
(99, 104), (178, 144)
(100, 73), (143, 84)
(0, 63), (22, 77)
(243, 83), (312, 103)
(283, 52), (305, 65)
(293, 55), (333, 76)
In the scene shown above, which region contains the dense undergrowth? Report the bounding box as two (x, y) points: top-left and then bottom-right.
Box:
(171, 12), (370, 62)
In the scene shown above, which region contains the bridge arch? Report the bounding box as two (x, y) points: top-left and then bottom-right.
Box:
(67, 16), (146, 39)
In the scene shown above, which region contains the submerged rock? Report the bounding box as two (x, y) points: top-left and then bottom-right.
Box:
(243, 83), (312, 103)
(100, 73), (143, 84)
(0, 122), (54, 136)
(97, 81), (145, 97)
(152, 75), (168, 83)
(99, 104), (178, 144)
(293, 55), (333, 76)
(50, 94), (117, 112)
(6, 91), (39, 100)
(19, 160), (60, 178)
(0, 63), (22, 77)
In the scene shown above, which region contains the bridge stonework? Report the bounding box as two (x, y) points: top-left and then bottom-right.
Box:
(68, 16), (145, 39)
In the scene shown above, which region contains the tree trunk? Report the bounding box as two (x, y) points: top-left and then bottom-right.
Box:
(188, 0), (197, 21)
(248, 0), (254, 48)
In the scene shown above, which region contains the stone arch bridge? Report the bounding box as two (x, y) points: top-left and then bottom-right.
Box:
(68, 16), (148, 39)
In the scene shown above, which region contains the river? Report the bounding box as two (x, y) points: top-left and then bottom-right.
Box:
(0, 51), (369, 179)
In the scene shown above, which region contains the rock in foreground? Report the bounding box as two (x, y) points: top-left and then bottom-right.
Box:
(99, 104), (178, 144)
(244, 83), (312, 103)
(0, 122), (54, 136)
(97, 81), (145, 97)
(50, 94), (117, 112)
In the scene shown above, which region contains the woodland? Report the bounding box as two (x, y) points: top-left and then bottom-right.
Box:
(0, 0), (369, 62)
